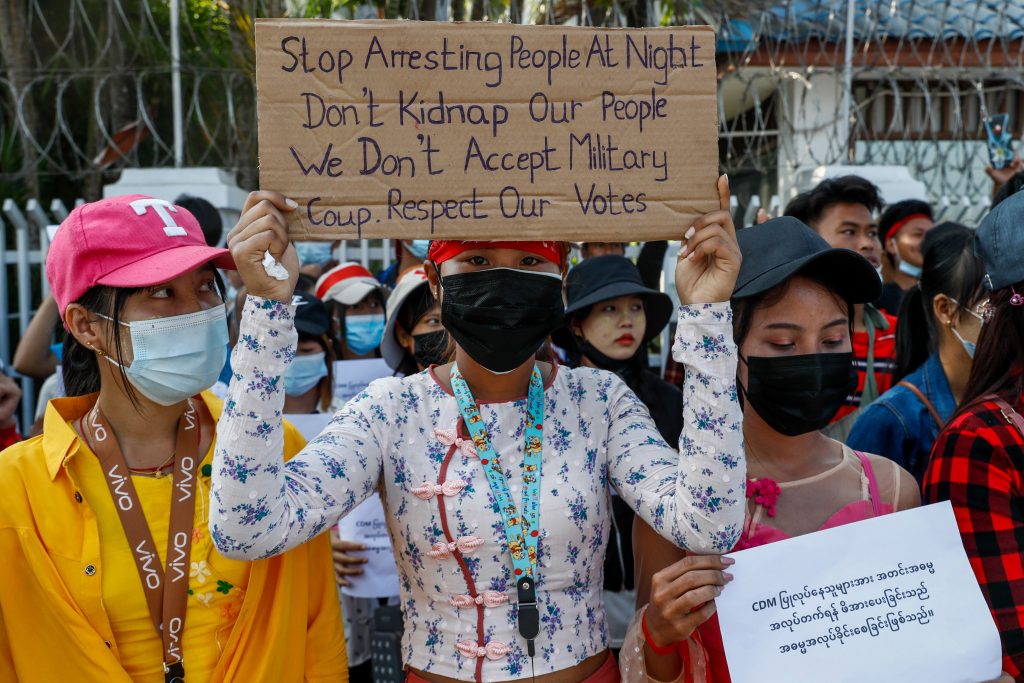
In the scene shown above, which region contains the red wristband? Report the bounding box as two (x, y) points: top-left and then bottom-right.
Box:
(641, 611), (677, 657)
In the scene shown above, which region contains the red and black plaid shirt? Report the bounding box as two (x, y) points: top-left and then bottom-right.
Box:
(923, 392), (1024, 678)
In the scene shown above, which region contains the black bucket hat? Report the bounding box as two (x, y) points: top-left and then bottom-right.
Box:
(733, 217), (881, 303)
(562, 255), (674, 345)
(293, 290), (330, 337)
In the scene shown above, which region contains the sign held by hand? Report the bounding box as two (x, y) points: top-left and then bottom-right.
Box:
(255, 19), (718, 241)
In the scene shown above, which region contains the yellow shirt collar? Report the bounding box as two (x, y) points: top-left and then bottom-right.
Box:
(42, 391), (224, 481)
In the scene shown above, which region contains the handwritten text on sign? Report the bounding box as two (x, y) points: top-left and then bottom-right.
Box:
(255, 20), (718, 241)
(715, 502), (1002, 683)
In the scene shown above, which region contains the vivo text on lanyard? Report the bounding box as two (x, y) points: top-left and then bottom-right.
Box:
(254, 20), (719, 242)
(82, 402), (203, 683)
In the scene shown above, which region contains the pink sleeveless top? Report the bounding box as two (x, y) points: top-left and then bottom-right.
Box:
(735, 449), (895, 551)
(696, 448), (899, 683)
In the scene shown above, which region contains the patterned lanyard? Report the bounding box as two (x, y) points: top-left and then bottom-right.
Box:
(450, 363), (544, 656)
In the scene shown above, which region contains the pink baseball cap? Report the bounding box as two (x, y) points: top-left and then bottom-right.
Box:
(47, 194), (235, 321)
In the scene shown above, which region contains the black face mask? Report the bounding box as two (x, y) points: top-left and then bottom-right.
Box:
(740, 352), (857, 436)
(579, 338), (635, 373)
(439, 267), (565, 374)
(412, 330), (448, 368)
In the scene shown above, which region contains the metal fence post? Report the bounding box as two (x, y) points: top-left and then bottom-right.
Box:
(2, 199), (37, 431)
(0, 214), (9, 373)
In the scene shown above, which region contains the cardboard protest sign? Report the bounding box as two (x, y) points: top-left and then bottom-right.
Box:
(715, 502), (1002, 683)
(255, 19), (718, 241)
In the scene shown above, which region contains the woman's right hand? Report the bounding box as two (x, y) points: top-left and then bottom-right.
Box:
(644, 554), (734, 649)
(329, 526), (368, 588)
(226, 191), (300, 304)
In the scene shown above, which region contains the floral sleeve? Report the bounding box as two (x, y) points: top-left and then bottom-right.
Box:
(209, 295), (385, 560)
(607, 302), (745, 553)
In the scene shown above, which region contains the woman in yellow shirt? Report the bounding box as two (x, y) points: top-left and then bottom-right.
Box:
(0, 195), (347, 682)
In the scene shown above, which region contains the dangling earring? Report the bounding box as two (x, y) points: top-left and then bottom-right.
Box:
(1010, 286), (1024, 307)
(87, 342), (106, 358)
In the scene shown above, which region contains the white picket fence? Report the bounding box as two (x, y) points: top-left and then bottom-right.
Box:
(0, 192), (996, 432)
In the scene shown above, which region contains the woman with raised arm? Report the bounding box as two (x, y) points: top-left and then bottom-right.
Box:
(211, 177), (746, 683)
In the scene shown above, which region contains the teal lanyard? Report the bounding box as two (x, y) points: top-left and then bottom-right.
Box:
(450, 363), (544, 655)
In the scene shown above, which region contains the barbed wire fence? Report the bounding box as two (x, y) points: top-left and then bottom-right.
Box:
(2, 0), (1022, 209)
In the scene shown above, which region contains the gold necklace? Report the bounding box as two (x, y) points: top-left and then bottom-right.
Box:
(126, 451), (176, 478)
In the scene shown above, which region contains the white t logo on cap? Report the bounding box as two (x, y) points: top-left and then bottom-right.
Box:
(130, 198), (188, 237)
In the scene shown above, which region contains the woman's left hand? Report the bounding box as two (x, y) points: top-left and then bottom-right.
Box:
(982, 673), (1014, 683)
(675, 175), (742, 305)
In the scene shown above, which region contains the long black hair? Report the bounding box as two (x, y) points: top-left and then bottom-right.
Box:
(893, 223), (985, 382)
(959, 281), (1024, 411)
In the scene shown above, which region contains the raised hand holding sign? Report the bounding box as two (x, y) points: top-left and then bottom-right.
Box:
(675, 175), (741, 305)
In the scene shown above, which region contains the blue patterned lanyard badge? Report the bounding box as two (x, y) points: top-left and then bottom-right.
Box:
(450, 363), (544, 656)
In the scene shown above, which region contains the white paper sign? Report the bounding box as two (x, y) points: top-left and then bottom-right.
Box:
(715, 502), (1002, 683)
(337, 494), (401, 599)
(333, 358), (392, 405)
(284, 412), (334, 442)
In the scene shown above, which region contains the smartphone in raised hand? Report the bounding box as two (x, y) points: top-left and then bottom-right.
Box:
(985, 114), (1014, 169)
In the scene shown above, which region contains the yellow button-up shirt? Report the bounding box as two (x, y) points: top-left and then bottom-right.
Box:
(0, 392), (347, 682)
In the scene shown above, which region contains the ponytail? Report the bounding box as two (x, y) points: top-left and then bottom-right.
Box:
(894, 285), (929, 382)
(62, 335), (101, 397)
(892, 222), (985, 381)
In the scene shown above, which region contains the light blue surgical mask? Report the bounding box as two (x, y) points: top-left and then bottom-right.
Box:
(295, 241), (334, 266)
(951, 326), (976, 359)
(949, 298), (985, 360)
(285, 351), (328, 396)
(405, 240), (431, 260)
(345, 313), (385, 356)
(898, 260), (923, 278)
(101, 306), (229, 406)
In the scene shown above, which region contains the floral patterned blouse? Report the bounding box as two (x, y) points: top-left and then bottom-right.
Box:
(211, 296), (746, 682)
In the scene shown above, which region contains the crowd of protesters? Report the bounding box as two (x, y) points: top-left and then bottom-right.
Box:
(0, 162), (1023, 683)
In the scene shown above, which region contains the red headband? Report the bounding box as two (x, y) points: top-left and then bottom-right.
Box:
(428, 240), (568, 267)
(884, 213), (930, 242)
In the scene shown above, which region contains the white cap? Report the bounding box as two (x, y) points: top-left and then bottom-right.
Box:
(314, 262), (386, 306)
(382, 267), (431, 370)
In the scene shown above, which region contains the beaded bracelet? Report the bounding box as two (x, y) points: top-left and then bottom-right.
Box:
(641, 612), (678, 657)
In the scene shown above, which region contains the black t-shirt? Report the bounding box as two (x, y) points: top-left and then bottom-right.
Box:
(876, 282), (907, 317)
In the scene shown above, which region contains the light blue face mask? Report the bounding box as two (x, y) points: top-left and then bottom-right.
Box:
(898, 260), (923, 278)
(949, 298), (985, 360)
(951, 327), (976, 359)
(345, 313), (385, 356)
(295, 241), (334, 266)
(285, 351), (328, 396)
(405, 240), (431, 260)
(101, 306), (229, 406)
